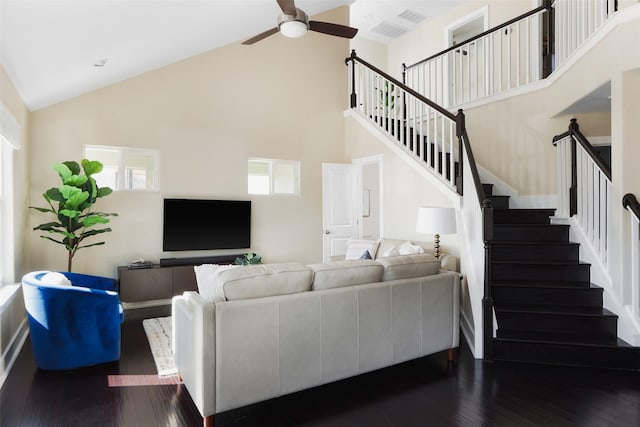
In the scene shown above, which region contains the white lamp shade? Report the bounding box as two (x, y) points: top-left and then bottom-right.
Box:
(416, 207), (457, 235)
(280, 20), (308, 38)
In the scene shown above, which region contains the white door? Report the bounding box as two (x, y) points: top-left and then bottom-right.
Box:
(322, 163), (359, 261)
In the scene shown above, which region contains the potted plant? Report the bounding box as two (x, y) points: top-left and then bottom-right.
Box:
(234, 252), (262, 266)
(30, 159), (117, 272)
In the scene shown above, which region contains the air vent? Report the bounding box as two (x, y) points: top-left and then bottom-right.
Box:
(397, 9), (426, 24)
(370, 21), (407, 38)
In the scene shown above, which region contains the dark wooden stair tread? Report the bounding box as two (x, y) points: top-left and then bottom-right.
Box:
(494, 304), (618, 317)
(492, 280), (601, 290)
(492, 260), (588, 266)
(495, 330), (632, 347)
(492, 240), (578, 246)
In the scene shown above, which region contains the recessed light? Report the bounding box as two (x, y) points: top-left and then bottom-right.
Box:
(93, 58), (108, 67)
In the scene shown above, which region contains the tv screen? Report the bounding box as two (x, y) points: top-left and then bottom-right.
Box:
(163, 199), (251, 251)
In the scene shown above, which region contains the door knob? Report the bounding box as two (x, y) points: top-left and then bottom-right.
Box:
(324, 230), (331, 234)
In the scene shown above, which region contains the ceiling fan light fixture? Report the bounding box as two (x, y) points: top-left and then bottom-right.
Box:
(279, 20), (308, 38)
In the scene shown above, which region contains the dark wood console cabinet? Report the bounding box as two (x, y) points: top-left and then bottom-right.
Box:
(118, 265), (197, 304)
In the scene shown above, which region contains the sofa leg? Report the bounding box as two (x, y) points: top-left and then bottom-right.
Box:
(447, 348), (457, 362)
(204, 415), (215, 427)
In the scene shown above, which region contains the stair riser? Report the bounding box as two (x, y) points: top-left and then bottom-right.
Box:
(492, 244), (580, 262)
(494, 210), (555, 225)
(493, 226), (570, 242)
(489, 196), (510, 210)
(482, 184), (494, 196)
(492, 340), (640, 370)
(492, 263), (591, 282)
(496, 313), (617, 336)
(492, 286), (603, 307)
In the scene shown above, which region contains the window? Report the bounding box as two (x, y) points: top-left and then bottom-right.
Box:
(248, 158), (300, 196)
(84, 146), (159, 191)
(0, 102), (21, 285)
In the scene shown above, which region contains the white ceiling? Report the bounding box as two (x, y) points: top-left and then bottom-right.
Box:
(0, 0), (464, 111)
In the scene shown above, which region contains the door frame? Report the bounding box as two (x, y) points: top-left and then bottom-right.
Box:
(352, 154), (384, 240)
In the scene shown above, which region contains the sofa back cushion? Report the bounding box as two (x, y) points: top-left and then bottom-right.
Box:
(308, 260), (383, 290)
(217, 263), (312, 301)
(376, 253), (441, 281)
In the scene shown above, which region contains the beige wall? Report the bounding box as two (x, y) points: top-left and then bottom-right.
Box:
(350, 37), (389, 73)
(28, 7), (351, 277)
(388, 0), (534, 80)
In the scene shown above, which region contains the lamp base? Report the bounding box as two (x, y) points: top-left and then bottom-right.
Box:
(433, 233), (441, 259)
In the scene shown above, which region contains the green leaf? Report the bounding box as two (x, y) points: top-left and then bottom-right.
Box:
(63, 161), (81, 175)
(45, 188), (64, 202)
(65, 191), (89, 210)
(63, 175), (88, 187)
(59, 185), (81, 200)
(30, 206), (55, 214)
(77, 241), (106, 250)
(52, 163), (72, 181)
(39, 235), (65, 246)
(97, 187), (113, 198)
(83, 215), (110, 227)
(82, 159), (103, 176)
(33, 221), (63, 231)
(80, 228), (111, 238)
(60, 209), (81, 219)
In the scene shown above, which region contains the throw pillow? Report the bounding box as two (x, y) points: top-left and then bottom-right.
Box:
(381, 246), (400, 257)
(345, 239), (380, 260)
(399, 241), (425, 255)
(194, 264), (239, 301)
(359, 250), (372, 260)
(40, 272), (72, 287)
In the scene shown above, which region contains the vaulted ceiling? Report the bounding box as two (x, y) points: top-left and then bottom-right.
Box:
(0, 1), (464, 111)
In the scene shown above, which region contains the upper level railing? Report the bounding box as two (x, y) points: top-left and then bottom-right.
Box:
(553, 118), (611, 269)
(554, 0), (618, 67)
(622, 193), (640, 318)
(346, 50), (494, 358)
(403, 0), (617, 109)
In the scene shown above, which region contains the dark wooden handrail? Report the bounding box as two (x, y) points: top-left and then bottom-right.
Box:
(623, 193), (640, 222)
(405, 5), (550, 70)
(553, 118), (612, 181)
(346, 50), (456, 121)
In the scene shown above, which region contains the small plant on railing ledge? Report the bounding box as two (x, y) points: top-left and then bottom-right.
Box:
(234, 252), (262, 266)
(375, 81), (400, 114)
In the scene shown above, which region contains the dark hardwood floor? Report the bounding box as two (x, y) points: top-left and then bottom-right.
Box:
(2, 305), (640, 427)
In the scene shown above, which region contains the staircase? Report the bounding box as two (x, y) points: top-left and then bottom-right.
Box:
(485, 183), (640, 370)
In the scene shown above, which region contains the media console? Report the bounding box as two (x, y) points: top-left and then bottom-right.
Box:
(118, 254), (242, 305)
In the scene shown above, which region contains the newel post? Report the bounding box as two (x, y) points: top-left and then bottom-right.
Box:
(346, 49), (358, 108)
(569, 118), (579, 216)
(482, 198), (494, 360)
(455, 109), (465, 195)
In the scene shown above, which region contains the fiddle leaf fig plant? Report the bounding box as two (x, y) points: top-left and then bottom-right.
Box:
(30, 159), (117, 272)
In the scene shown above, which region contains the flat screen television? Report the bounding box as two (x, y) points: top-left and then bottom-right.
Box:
(163, 199), (251, 251)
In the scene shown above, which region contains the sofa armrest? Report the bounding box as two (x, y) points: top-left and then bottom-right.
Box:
(172, 292), (216, 418)
(439, 254), (459, 272)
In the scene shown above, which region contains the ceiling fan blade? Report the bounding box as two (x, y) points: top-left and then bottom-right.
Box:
(242, 27), (279, 45)
(276, 0), (297, 16)
(309, 21), (358, 39)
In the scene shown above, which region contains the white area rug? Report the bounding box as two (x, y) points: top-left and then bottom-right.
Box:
(142, 316), (178, 377)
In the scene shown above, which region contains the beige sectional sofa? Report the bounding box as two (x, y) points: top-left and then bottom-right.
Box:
(172, 249), (460, 426)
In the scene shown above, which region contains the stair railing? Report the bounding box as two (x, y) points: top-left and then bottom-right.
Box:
(346, 50), (495, 359)
(622, 193), (640, 318)
(553, 118), (612, 269)
(403, 4), (552, 108)
(402, 0), (618, 109)
(346, 50), (459, 191)
(554, 0), (618, 68)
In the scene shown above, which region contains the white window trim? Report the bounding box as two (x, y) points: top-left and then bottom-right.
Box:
(248, 157), (300, 196)
(83, 145), (160, 192)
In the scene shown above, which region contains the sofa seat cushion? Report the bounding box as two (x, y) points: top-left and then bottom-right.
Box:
(216, 263), (312, 301)
(308, 260), (383, 290)
(376, 253), (440, 281)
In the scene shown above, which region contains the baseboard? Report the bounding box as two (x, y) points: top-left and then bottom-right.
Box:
(0, 318), (29, 390)
(459, 308), (478, 358)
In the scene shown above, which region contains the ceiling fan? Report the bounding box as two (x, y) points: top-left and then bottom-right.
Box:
(242, 0), (358, 45)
